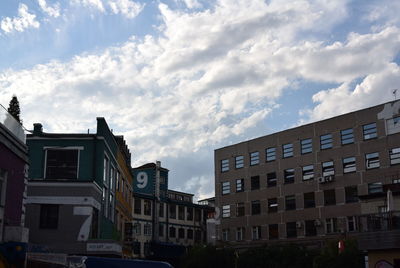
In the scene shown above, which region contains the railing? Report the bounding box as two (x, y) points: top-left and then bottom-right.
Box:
(358, 211), (400, 232)
(0, 104), (25, 143)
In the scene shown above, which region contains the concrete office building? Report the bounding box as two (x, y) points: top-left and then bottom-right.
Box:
(214, 100), (400, 263)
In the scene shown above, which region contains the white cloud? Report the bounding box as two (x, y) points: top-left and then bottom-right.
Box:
(72, 0), (105, 12)
(108, 0), (144, 19)
(0, 4), (40, 34)
(37, 0), (61, 18)
(181, 0), (202, 9)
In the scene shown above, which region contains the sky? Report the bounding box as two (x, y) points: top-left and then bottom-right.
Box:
(0, 0), (400, 201)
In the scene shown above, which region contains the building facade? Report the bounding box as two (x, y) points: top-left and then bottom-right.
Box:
(215, 100), (400, 255)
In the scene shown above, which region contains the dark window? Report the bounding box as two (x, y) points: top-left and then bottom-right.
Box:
(324, 189), (336, 206)
(341, 128), (354, 145)
(284, 168), (295, 184)
(169, 204), (176, 219)
(159, 225), (164, 237)
(46, 149), (78, 179)
(301, 138), (312, 154)
(285, 195), (296, 210)
(304, 192), (315, 208)
(363, 123), (377, 140)
(322, 161), (334, 177)
(222, 229), (229, 241)
(159, 203), (164, 217)
(40, 204), (59, 229)
(195, 230), (202, 242)
(347, 216), (357, 232)
(236, 202), (245, 217)
(302, 165), (314, 180)
(187, 229), (193, 239)
(144, 200), (152, 216)
(250, 152), (260, 166)
(235, 156), (244, 169)
(267, 172), (277, 187)
(366, 152), (380, 169)
(326, 218), (338, 234)
(251, 176), (260, 190)
(368, 182), (383, 194)
(269, 224), (278, 239)
(305, 220), (317, 236)
(343, 156), (356, 173)
(221, 159), (229, 172)
(236, 178), (244, 192)
(236, 227), (244, 241)
(283, 143), (293, 158)
(178, 206), (185, 220)
(187, 207), (193, 221)
(178, 228), (185, 239)
(222, 181), (230, 195)
(266, 147), (276, 162)
(390, 147), (400, 165)
(169, 227), (176, 238)
(268, 198), (278, 213)
(195, 209), (201, 221)
(286, 222), (297, 238)
(252, 226), (261, 240)
(251, 200), (261, 215)
(345, 186), (358, 203)
(320, 134), (333, 150)
(134, 198), (141, 214)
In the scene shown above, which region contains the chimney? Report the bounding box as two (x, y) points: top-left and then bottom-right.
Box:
(33, 123), (43, 135)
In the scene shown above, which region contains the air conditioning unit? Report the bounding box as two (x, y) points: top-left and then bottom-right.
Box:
(314, 219), (322, 226)
(318, 177), (325, 183)
(324, 175), (334, 182)
(296, 221), (303, 228)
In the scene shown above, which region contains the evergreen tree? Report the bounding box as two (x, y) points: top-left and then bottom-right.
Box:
(7, 95), (21, 123)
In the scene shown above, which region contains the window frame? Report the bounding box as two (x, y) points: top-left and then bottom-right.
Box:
(284, 168), (295, 184)
(266, 147), (276, 162)
(236, 178), (244, 192)
(282, 143), (293, 158)
(39, 204), (59, 229)
(250, 151), (260, 166)
(322, 161), (334, 177)
(236, 202), (245, 217)
(222, 205), (231, 218)
(45, 148), (80, 180)
(320, 134), (333, 150)
(286, 222), (297, 238)
(268, 198), (278, 213)
(222, 181), (230, 195)
(343, 156), (356, 173)
(341, 128), (354, 145)
(235, 155), (244, 169)
(389, 147), (400, 165)
(363, 122), (377, 140)
(302, 165), (314, 181)
(267, 172), (277, 187)
(365, 152), (380, 169)
(251, 200), (261, 215)
(324, 189), (336, 206)
(368, 182), (383, 194)
(303, 192), (315, 208)
(285, 195), (296, 211)
(251, 176), (260, 190)
(301, 138), (312, 154)
(345, 186), (358, 203)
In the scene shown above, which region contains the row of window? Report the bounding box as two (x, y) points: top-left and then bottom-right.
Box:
(222, 185), (362, 218)
(221, 149), (400, 194)
(221, 121), (399, 172)
(133, 198), (203, 221)
(221, 216), (357, 241)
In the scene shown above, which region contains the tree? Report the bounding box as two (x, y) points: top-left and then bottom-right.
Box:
(7, 95), (21, 123)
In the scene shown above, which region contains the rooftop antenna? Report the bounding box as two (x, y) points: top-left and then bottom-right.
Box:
(393, 89), (398, 100)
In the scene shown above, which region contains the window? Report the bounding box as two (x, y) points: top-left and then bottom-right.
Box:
(268, 198), (278, 213)
(169, 204), (176, 219)
(222, 229), (229, 241)
(46, 149), (79, 179)
(387, 116), (400, 135)
(133, 222), (141, 235)
(159, 203), (164, 217)
(142, 200), (151, 216)
(347, 216), (357, 232)
(390, 147), (400, 165)
(322, 161), (334, 177)
(320, 134), (333, 150)
(235, 156), (244, 169)
(284, 168), (295, 184)
(301, 138), (312, 154)
(195, 230), (202, 242)
(134, 198), (141, 214)
(236, 227), (244, 241)
(285, 195), (296, 210)
(103, 157), (109, 183)
(187, 207), (193, 221)
(221, 159), (229, 172)
(324, 189), (336, 206)
(345, 186), (358, 203)
(326, 218), (338, 234)
(144, 223), (152, 236)
(302, 165), (314, 181)
(195, 209), (201, 222)
(305, 220), (317, 236)
(341, 128), (354, 145)
(169, 227), (176, 238)
(250, 152), (260, 166)
(267, 172), (277, 187)
(236, 202), (245, 217)
(286, 222), (297, 238)
(178, 228), (185, 239)
(110, 167), (115, 192)
(222, 181), (230, 195)
(252, 226), (261, 240)
(222, 205), (230, 218)
(251, 176), (260, 190)
(366, 152), (380, 169)
(368, 182), (383, 194)
(40, 204), (59, 229)
(343, 156), (356, 173)
(282, 143), (293, 158)
(266, 147), (276, 162)
(251, 200), (261, 215)
(178, 206), (185, 220)
(269, 224), (278, 239)
(236, 179), (244, 192)
(187, 229), (194, 239)
(363, 122), (377, 140)
(304, 192), (315, 208)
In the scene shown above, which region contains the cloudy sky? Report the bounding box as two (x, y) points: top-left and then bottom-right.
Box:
(1, 0), (400, 200)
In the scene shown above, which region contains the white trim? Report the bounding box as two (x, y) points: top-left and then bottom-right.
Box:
(26, 196), (101, 210)
(43, 146), (84, 150)
(27, 137), (94, 140)
(27, 181), (102, 194)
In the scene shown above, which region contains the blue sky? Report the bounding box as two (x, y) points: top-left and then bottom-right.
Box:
(1, 0), (400, 200)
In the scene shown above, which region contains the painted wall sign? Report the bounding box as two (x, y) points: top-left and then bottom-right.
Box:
(133, 169), (155, 194)
(86, 243), (122, 253)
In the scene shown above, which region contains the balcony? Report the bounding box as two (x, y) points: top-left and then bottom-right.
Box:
(0, 104), (25, 143)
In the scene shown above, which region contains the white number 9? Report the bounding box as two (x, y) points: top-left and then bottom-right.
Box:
(137, 172), (148, 189)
